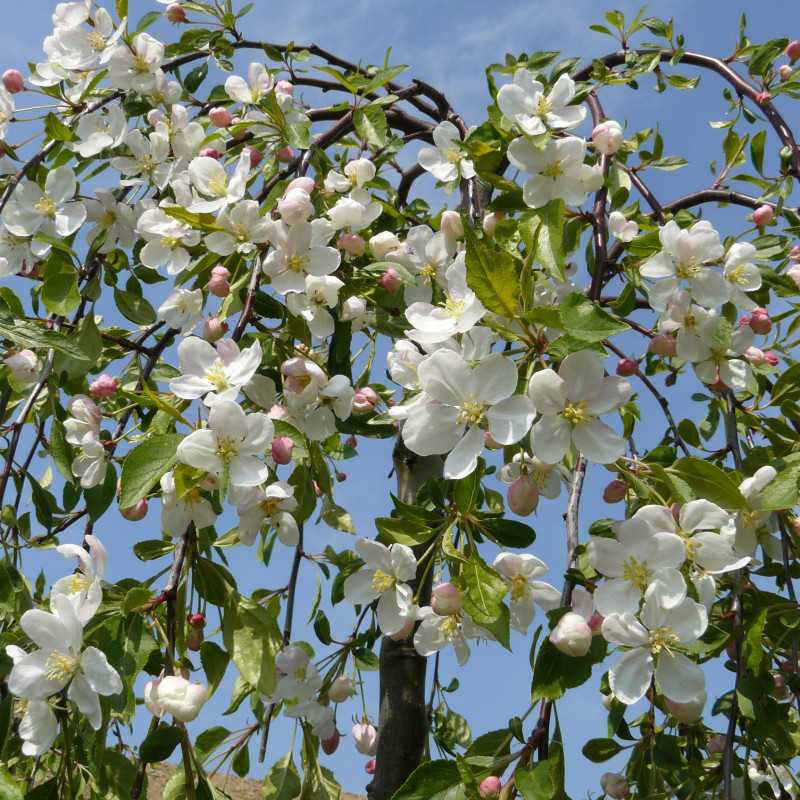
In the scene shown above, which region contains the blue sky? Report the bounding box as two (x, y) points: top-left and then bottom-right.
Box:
(6, 1), (797, 796)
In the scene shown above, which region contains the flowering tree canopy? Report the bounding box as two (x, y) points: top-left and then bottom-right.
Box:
(2, 2), (800, 799)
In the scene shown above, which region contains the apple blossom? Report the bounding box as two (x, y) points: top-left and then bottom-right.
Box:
(497, 70), (586, 135)
(338, 232), (366, 256)
(431, 582), (463, 616)
(121, 498), (148, 521)
(608, 210), (638, 242)
(229, 481), (299, 546)
(370, 231), (401, 258)
(286, 274), (345, 338)
(723, 242), (762, 310)
(600, 773), (630, 798)
(328, 675), (356, 703)
(5, 349), (40, 384)
(418, 121), (476, 184)
(352, 722), (379, 756)
(73, 105), (127, 158)
(157, 287), (204, 334)
(89, 374), (117, 399)
(136, 208), (201, 274)
(493, 553), (560, 633)
(478, 776), (502, 798)
(527, 350), (632, 464)
(271, 436), (294, 465)
(344, 539), (416, 636)
(507, 475), (539, 515)
(52, 534), (106, 625)
(325, 158), (376, 193)
(151, 675), (207, 722)
(225, 62), (273, 105)
(498, 453), (562, 502)
(592, 119), (625, 154)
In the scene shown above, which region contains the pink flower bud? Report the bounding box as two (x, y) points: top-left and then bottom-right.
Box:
(276, 146), (294, 163)
(352, 723), (378, 756)
(665, 697), (704, 723)
(208, 107), (232, 128)
(749, 307), (772, 335)
(478, 776), (502, 798)
(313, 481), (322, 497)
(549, 612), (592, 657)
(187, 613), (206, 628)
(207, 265), (231, 298)
(165, 3), (187, 23)
(763, 350), (779, 366)
(432, 582), (463, 616)
(482, 211), (503, 236)
(275, 80), (294, 97)
(2, 69), (24, 94)
(245, 146), (262, 168)
(120, 498), (148, 521)
(755, 90), (772, 104)
(381, 267), (402, 293)
(603, 479), (627, 504)
(271, 436), (294, 465)
(364, 759), (376, 775)
(786, 263), (800, 289)
(338, 233), (366, 256)
(752, 204), (774, 227)
(588, 611), (604, 635)
(186, 626), (204, 651)
(600, 773), (630, 799)
(507, 476), (539, 516)
(707, 733), (727, 755)
(616, 357), (638, 376)
(321, 730), (340, 754)
(670, 503), (681, 521)
(780, 64), (793, 80)
(440, 210), (464, 239)
(388, 618), (414, 641)
(335, 471), (347, 483)
(781, 659), (797, 674)
(353, 387), (379, 413)
(787, 40), (800, 63)
(203, 317), (228, 342)
(199, 147), (221, 159)
(744, 345), (767, 366)
(484, 431), (504, 450)
(345, 435), (358, 449)
(648, 333), (676, 357)
(288, 177), (315, 194)
(328, 675), (356, 703)
(592, 119), (624, 155)
(89, 374), (118, 399)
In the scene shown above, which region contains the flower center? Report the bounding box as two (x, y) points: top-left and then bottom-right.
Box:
(457, 398), (487, 426)
(648, 626), (679, 655)
(260, 498), (280, 517)
(444, 295), (466, 317)
(675, 257), (702, 280)
(510, 574), (529, 602)
(286, 253), (309, 272)
(541, 160), (564, 179)
(371, 569), (396, 593)
(204, 360), (230, 392)
(216, 436), (239, 464)
(66, 574), (93, 594)
(440, 614), (461, 641)
(45, 651), (80, 683)
(446, 147), (462, 165)
(138, 154), (155, 174)
(727, 265), (748, 286)
(132, 54), (151, 74)
(88, 31), (107, 52)
(561, 401), (589, 425)
(34, 196), (57, 218)
(622, 556), (652, 590)
(208, 174), (228, 198)
(535, 95), (552, 116)
(160, 235), (181, 250)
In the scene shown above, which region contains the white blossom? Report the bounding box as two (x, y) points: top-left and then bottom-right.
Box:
(205, 200), (271, 256)
(137, 207), (201, 274)
(723, 242), (762, 311)
(493, 553), (560, 633)
(52, 534), (106, 625)
(188, 151), (250, 214)
(160, 470), (217, 537)
(108, 33), (165, 94)
(225, 62), (273, 105)
(286, 275), (345, 338)
(497, 70), (586, 135)
(157, 288), (204, 334)
(73, 105), (127, 158)
(230, 481), (299, 546)
(418, 121), (475, 183)
(263, 219), (341, 294)
(608, 210), (638, 242)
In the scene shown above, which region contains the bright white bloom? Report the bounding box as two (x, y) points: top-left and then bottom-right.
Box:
(71, 432), (107, 489)
(8, 595), (122, 729)
(723, 242), (762, 310)
(2, 167), (86, 238)
(137, 208), (201, 274)
(386, 225), (452, 304)
(657, 291), (718, 362)
(0, 227), (49, 277)
(158, 288), (203, 334)
(401, 351), (535, 479)
(341, 295), (374, 331)
(272, 646), (323, 706)
(73, 106), (127, 158)
(507, 135), (602, 209)
(205, 200), (271, 256)
(263, 220), (341, 294)
(493, 553), (560, 633)
(418, 121), (476, 183)
(352, 722), (378, 756)
(52, 534), (106, 625)
(111, 130), (172, 188)
(46, 5), (123, 72)
(277, 186), (314, 226)
(405, 255), (486, 345)
(152, 104), (209, 162)
(602, 594), (708, 705)
(5, 350), (41, 384)
(230, 481), (299, 546)
(692, 320), (753, 391)
(734, 466), (781, 558)
(497, 70), (586, 135)
(63, 394), (102, 445)
(0, 89), (14, 138)
(84, 189), (137, 253)
(286, 275), (345, 338)
(293, 374), (354, 441)
(550, 587), (596, 657)
(147, 675), (207, 722)
(324, 158), (376, 193)
(498, 453), (562, 500)
(177, 399), (273, 488)
(170, 337), (262, 406)
(387, 339), (425, 390)
(608, 210), (638, 242)
(640, 221), (726, 309)
(344, 540), (417, 636)
(5, 646), (58, 756)
(527, 350), (631, 464)
(413, 607), (488, 666)
(160, 470), (217, 537)
(188, 152), (250, 214)
(225, 62), (273, 105)
(108, 33), (165, 94)
(327, 190), (382, 232)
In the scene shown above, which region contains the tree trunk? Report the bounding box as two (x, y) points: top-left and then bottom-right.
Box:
(366, 439), (443, 800)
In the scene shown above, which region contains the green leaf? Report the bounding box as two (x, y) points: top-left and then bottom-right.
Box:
(463, 222), (520, 317)
(670, 458), (747, 510)
(262, 754), (301, 800)
(0, 320), (92, 362)
(535, 200), (566, 280)
(139, 725), (183, 763)
(184, 62), (209, 93)
(119, 434), (182, 508)
(750, 129), (767, 174)
(200, 641), (229, 695)
(759, 454), (800, 511)
(195, 726), (231, 763)
(392, 760), (462, 800)
(582, 737), (624, 762)
(375, 516), (434, 546)
(114, 288), (156, 325)
(461, 551), (507, 625)
(42, 258), (80, 316)
(84, 461), (117, 521)
(648, 155), (688, 170)
(133, 539), (174, 561)
(194, 557), (237, 606)
(515, 742), (565, 800)
(560, 293), (629, 342)
(532, 635), (607, 701)
(232, 606), (282, 696)
(50, 420), (74, 484)
(44, 112), (75, 142)
(354, 104), (388, 147)
(121, 587), (153, 614)
(479, 517), (536, 548)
